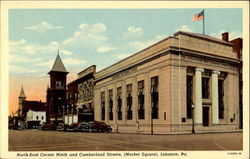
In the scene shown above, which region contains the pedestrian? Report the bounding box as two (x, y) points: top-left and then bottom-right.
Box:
(115, 122), (118, 133)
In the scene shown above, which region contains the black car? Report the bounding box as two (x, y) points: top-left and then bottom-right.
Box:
(88, 121), (112, 133)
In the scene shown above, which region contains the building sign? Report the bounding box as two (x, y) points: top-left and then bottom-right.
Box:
(112, 67), (137, 80)
(182, 55), (235, 68)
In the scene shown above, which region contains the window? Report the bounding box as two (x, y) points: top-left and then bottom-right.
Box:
(41, 116), (44, 120)
(186, 75), (193, 118)
(138, 80), (145, 119)
(117, 87), (122, 120)
(218, 79), (224, 119)
(127, 84), (132, 120)
(56, 81), (63, 88)
(109, 89), (113, 120)
(101, 92), (105, 120)
(36, 116), (39, 120)
(202, 77), (210, 99)
(151, 76), (159, 119)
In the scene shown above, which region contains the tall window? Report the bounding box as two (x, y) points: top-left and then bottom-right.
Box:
(138, 80), (145, 119)
(186, 75), (193, 118)
(109, 89), (113, 120)
(151, 76), (159, 119)
(56, 81), (63, 88)
(117, 87), (122, 120)
(101, 92), (105, 120)
(127, 84), (132, 120)
(202, 77), (210, 99)
(218, 79), (224, 119)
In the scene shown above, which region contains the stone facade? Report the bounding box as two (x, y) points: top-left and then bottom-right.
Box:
(76, 65), (95, 122)
(66, 65), (96, 124)
(94, 31), (241, 134)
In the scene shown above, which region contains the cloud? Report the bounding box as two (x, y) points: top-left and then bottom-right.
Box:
(63, 57), (86, 66)
(60, 50), (74, 55)
(155, 34), (168, 40)
(9, 54), (42, 63)
(127, 40), (157, 51)
(97, 46), (116, 53)
(62, 23), (108, 49)
(9, 39), (74, 56)
(175, 25), (193, 32)
(35, 59), (54, 67)
(114, 53), (133, 60)
(10, 44), (37, 55)
(10, 65), (37, 74)
(10, 39), (26, 46)
(25, 21), (63, 31)
(123, 26), (144, 39)
(210, 30), (242, 41)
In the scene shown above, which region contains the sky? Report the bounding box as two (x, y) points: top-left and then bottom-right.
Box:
(9, 8), (242, 115)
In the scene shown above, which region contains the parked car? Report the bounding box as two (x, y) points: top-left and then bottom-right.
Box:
(66, 123), (80, 132)
(76, 122), (95, 132)
(56, 123), (67, 131)
(88, 121), (112, 133)
(18, 125), (25, 131)
(40, 123), (56, 131)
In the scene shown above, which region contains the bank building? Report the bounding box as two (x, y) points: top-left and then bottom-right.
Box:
(94, 31), (242, 134)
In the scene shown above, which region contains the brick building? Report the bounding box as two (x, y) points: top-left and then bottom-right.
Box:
(46, 54), (68, 125)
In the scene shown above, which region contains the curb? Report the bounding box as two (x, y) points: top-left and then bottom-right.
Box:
(110, 130), (243, 135)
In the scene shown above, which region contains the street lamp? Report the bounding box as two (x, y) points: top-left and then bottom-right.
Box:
(151, 103), (153, 135)
(63, 105), (65, 124)
(67, 105), (69, 125)
(192, 103), (195, 134)
(71, 104), (74, 123)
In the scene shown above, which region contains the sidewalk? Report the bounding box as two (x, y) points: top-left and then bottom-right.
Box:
(111, 129), (243, 135)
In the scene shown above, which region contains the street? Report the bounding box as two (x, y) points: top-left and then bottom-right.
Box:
(9, 130), (242, 151)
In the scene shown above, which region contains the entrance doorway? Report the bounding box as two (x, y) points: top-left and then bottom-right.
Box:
(202, 107), (209, 126)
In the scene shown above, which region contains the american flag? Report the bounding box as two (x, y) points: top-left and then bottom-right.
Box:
(193, 10), (204, 22)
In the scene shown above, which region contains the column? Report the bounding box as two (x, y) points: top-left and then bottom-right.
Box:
(113, 84), (117, 122)
(195, 68), (204, 124)
(122, 82), (126, 124)
(132, 79), (137, 122)
(212, 71), (220, 124)
(105, 89), (109, 123)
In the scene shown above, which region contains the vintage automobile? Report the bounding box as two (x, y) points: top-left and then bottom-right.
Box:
(56, 123), (67, 131)
(76, 122), (96, 132)
(40, 123), (56, 131)
(66, 123), (80, 132)
(88, 121), (112, 133)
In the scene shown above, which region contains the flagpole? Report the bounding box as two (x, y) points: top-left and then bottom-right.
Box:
(203, 9), (205, 35)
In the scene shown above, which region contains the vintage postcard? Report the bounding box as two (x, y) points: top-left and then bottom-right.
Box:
(0, 1), (249, 159)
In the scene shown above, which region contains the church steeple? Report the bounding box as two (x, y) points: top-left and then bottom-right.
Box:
(19, 85), (26, 98)
(49, 49), (67, 73)
(18, 85), (26, 117)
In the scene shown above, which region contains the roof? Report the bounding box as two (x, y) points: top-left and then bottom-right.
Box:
(49, 54), (67, 73)
(22, 101), (46, 112)
(19, 86), (26, 98)
(174, 31), (233, 46)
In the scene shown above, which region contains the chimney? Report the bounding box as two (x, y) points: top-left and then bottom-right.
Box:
(222, 32), (229, 42)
